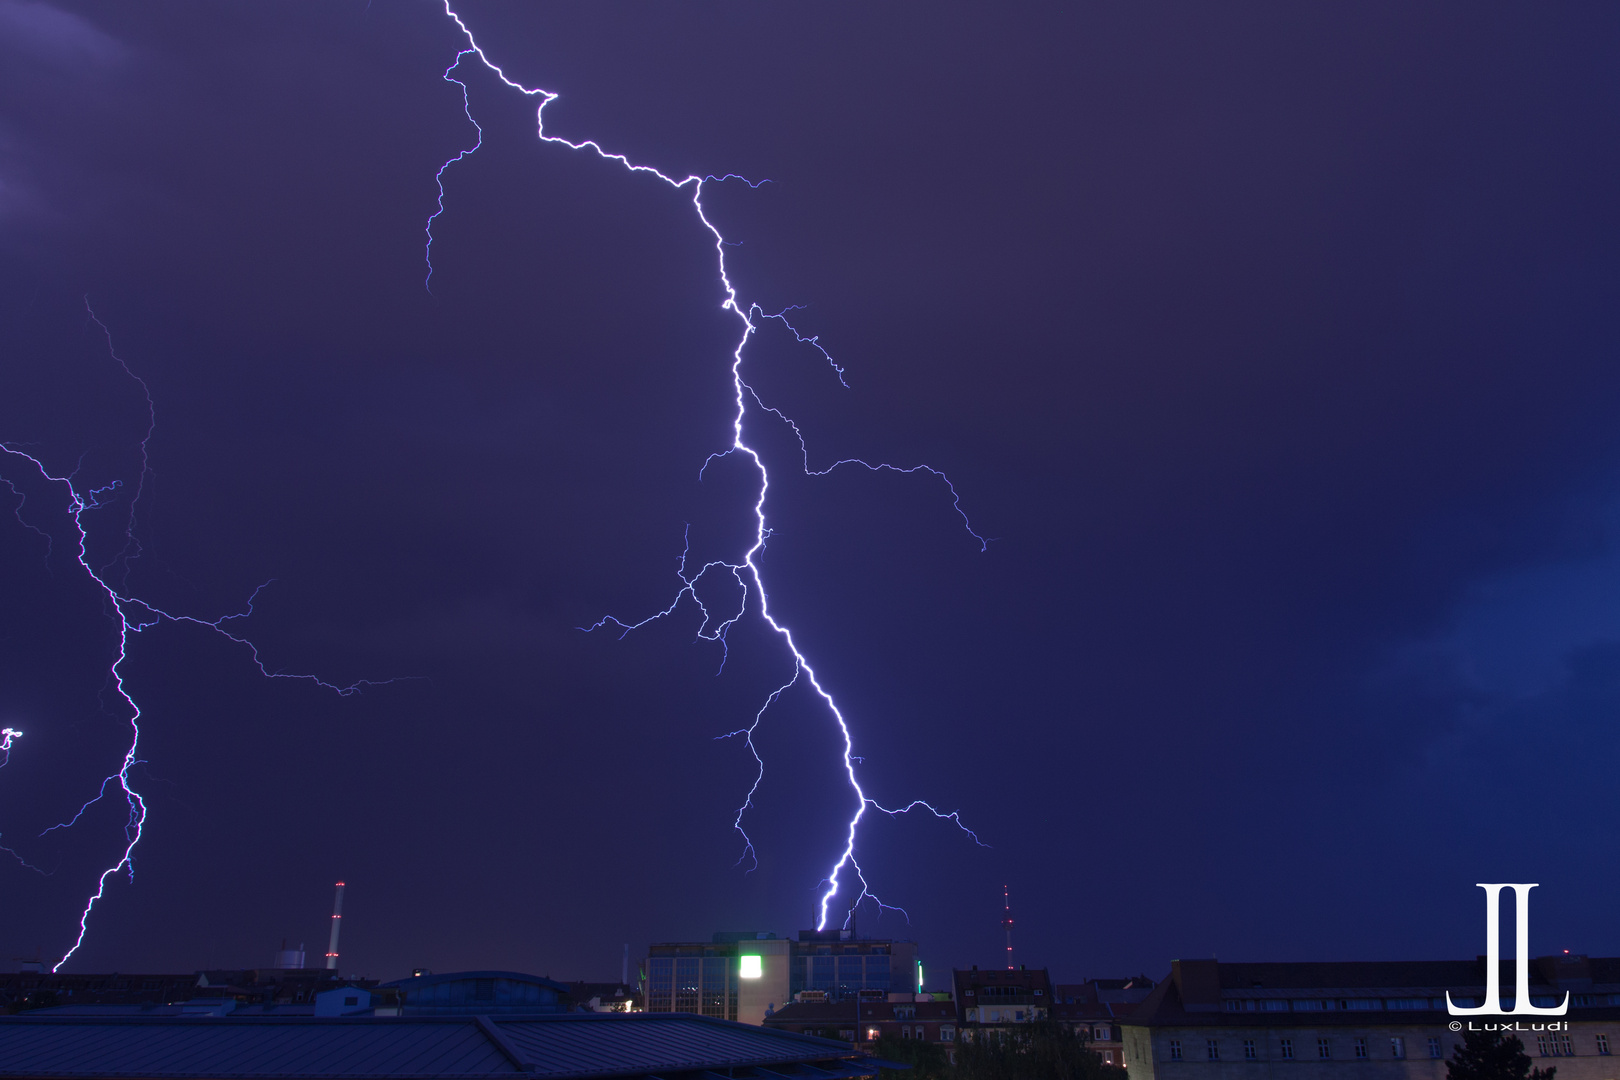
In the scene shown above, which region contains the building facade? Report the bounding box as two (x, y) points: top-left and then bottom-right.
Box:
(1123, 957), (1620, 1080)
(792, 931), (919, 1004)
(644, 931), (920, 1027)
(954, 966), (1053, 1033)
(765, 998), (960, 1048)
(1054, 978), (1157, 1066)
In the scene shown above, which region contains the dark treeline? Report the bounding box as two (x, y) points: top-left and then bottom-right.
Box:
(871, 1023), (1130, 1080)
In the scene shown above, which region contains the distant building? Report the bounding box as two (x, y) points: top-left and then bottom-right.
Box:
(792, 930), (920, 1005)
(0, 969), (353, 1014)
(765, 996), (959, 1049)
(1053, 977), (1157, 1066)
(376, 971), (569, 1015)
(644, 930), (920, 1026)
(955, 965), (1053, 1034)
(562, 981), (641, 1013)
(1123, 956), (1620, 1080)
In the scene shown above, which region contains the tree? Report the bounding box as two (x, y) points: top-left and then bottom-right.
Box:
(871, 1034), (953, 1080)
(952, 1022), (1128, 1080)
(1447, 1029), (1556, 1080)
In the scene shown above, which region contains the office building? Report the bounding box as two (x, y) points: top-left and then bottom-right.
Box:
(643, 930), (920, 1026)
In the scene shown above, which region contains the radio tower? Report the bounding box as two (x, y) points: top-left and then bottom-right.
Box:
(1001, 885), (1014, 970)
(325, 882), (345, 971)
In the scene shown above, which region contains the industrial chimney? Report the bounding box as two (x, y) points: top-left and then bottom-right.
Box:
(325, 881), (345, 971)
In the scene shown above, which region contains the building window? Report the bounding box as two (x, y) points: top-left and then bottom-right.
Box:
(1170, 1039), (1183, 1061)
(839, 1030), (855, 1042)
(1244, 1039), (1257, 1060)
(649, 957), (674, 1013)
(701, 957), (728, 1018)
(1318, 1038), (1331, 1059)
(866, 1027), (881, 1042)
(1597, 1034), (1611, 1056)
(1560, 1037), (1574, 1057)
(1208, 1039), (1220, 1061)
(1105, 1051), (1115, 1064)
(1355, 1038), (1368, 1059)
(1391, 1038), (1406, 1059)
(1428, 1038), (1443, 1059)
(1280, 1039), (1294, 1060)
(1100, 1025), (1112, 1040)
(941, 1025), (955, 1042)
(675, 958), (700, 1013)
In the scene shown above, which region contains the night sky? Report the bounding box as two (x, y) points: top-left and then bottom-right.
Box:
(3, 2), (1620, 985)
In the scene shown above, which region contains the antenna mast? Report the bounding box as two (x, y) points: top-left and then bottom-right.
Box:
(325, 881), (345, 971)
(1001, 885), (1014, 970)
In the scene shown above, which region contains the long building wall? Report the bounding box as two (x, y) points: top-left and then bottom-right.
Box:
(1125, 1022), (1620, 1080)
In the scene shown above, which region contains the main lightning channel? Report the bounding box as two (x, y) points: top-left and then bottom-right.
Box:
(433, 5), (986, 929)
(0, 302), (393, 970)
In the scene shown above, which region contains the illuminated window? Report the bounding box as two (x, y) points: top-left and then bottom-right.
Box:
(739, 955), (762, 979)
(867, 1027), (881, 1042)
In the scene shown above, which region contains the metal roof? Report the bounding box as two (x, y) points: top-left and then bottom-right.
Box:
(0, 1011), (878, 1080)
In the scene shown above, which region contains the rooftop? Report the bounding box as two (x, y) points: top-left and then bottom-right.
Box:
(0, 1011), (879, 1080)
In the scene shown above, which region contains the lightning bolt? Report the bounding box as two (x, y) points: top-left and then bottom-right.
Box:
(0, 301), (394, 971)
(431, 5), (987, 931)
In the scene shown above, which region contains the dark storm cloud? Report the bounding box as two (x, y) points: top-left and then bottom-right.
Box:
(0, 1), (126, 65)
(2, 1), (1620, 982)
(0, 1), (130, 224)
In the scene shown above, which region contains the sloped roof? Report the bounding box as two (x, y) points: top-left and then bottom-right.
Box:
(0, 1011), (876, 1080)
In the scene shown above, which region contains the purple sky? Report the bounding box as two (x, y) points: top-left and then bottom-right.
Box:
(3, 2), (1620, 984)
